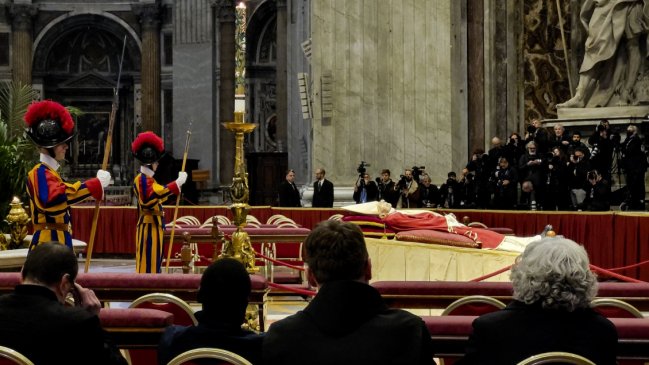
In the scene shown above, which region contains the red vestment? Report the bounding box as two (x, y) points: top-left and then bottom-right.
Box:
(383, 212), (505, 249)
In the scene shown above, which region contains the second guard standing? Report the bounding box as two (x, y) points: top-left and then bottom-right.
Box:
(132, 132), (187, 273)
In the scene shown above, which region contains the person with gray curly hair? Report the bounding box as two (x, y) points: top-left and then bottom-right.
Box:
(457, 237), (617, 365)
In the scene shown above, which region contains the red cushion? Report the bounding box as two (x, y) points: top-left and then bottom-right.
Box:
(342, 215), (385, 224)
(0, 273), (21, 288)
(396, 229), (481, 249)
(358, 226), (396, 238)
(77, 272), (267, 291)
(131, 302), (195, 326)
(78, 273), (202, 290)
(372, 281), (513, 297)
(423, 315), (475, 336)
(99, 308), (174, 328)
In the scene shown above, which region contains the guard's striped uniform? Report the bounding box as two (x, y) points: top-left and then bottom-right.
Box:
(26, 163), (103, 249)
(133, 173), (179, 273)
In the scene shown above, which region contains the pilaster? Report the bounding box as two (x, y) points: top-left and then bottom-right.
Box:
(276, 0), (288, 151)
(218, 0), (236, 185)
(133, 2), (162, 134)
(8, 4), (37, 87)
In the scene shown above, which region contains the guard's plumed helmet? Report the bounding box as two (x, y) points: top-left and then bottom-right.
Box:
(24, 100), (75, 148)
(132, 131), (164, 164)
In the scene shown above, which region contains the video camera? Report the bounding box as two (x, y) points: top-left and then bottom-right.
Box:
(411, 166), (425, 182)
(357, 161), (370, 178)
(397, 174), (408, 189)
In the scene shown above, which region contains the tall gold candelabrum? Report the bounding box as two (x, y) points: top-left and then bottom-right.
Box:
(220, 111), (258, 272)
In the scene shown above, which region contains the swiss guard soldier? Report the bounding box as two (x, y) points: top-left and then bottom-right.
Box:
(24, 100), (111, 250)
(132, 131), (187, 273)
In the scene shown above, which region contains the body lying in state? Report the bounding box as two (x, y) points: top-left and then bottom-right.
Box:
(343, 201), (544, 252)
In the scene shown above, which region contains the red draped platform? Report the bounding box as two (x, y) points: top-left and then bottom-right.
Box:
(67, 207), (649, 281)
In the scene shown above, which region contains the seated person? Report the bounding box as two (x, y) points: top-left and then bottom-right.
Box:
(158, 258), (264, 365)
(0, 242), (126, 365)
(582, 169), (611, 211)
(457, 237), (617, 365)
(263, 220), (434, 365)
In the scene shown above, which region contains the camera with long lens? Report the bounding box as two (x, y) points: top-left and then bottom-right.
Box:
(357, 161), (370, 178)
(411, 166), (425, 182)
(397, 174), (408, 189)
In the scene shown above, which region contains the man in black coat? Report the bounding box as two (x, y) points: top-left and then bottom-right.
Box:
(376, 169), (399, 207)
(620, 124), (647, 210)
(311, 168), (334, 207)
(158, 258), (264, 365)
(0, 243), (126, 365)
(277, 169), (301, 207)
(353, 173), (379, 204)
(263, 221), (434, 365)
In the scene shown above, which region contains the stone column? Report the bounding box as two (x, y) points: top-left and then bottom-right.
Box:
(218, 0), (236, 185)
(9, 4), (37, 87)
(276, 0), (288, 151)
(134, 2), (162, 134)
(467, 0), (485, 154)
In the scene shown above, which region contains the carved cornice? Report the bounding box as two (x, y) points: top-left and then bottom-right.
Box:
(8, 4), (38, 32)
(132, 2), (162, 32)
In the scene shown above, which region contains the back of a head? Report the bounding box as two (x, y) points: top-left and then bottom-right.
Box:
(511, 237), (596, 312)
(304, 220), (368, 284)
(197, 258), (251, 321)
(22, 243), (78, 285)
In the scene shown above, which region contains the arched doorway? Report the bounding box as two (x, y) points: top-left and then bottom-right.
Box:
(245, 1), (286, 205)
(32, 13), (141, 185)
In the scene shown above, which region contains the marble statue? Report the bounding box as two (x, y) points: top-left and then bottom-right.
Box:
(557, 0), (649, 108)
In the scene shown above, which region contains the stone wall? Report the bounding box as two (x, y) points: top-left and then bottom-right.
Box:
(310, 0), (465, 186)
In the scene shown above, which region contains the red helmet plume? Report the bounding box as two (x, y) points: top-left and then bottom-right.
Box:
(24, 100), (75, 148)
(132, 131), (165, 164)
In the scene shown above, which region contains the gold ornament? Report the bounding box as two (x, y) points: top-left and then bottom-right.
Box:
(6, 197), (30, 249)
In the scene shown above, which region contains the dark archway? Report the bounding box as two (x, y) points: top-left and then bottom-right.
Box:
(33, 14), (141, 184)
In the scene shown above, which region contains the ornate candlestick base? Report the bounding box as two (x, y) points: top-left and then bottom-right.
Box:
(218, 114), (258, 273)
(219, 203), (257, 272)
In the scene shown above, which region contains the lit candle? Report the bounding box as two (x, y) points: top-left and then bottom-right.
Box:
(235, 1), (246, 96)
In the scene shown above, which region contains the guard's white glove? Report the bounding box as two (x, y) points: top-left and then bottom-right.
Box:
(96, 169), (111, 188)
(176, 171), (188, 188)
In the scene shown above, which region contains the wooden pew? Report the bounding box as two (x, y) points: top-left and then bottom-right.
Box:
(0, 272), (270, 331)
(373, 281), (649, 311)
(424, 315), (649, 361)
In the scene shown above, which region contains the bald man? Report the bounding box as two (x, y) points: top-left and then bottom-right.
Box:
(312, 168), (334, 208)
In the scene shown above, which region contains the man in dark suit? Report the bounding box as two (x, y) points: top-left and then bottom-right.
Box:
(0, 243), (126, 365)
(458, 237), (617, 365)
(312, 168), (334, 207)
(277, 169), (301, 207)
(158, 258), (264, 365)
(263, 221), (434, 365)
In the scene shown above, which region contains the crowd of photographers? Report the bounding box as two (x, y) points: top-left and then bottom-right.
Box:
(354, 119), (648, 211)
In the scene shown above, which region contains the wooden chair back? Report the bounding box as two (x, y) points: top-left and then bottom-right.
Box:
(166, 348), (253, 365)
